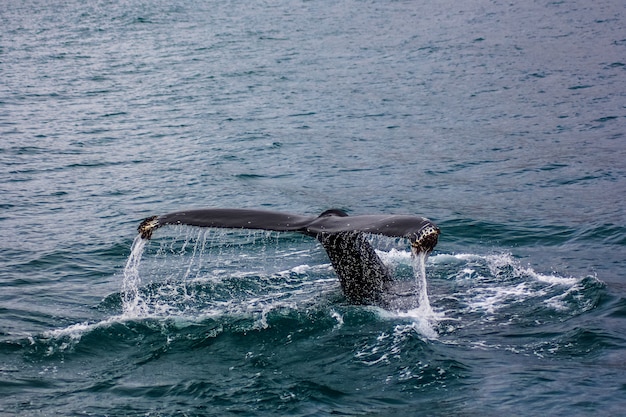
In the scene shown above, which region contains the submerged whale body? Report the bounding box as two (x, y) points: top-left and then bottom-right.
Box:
(138, 208), (440, 305)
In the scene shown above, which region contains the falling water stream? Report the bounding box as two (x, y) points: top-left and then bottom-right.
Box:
(121, 235), (149, 317)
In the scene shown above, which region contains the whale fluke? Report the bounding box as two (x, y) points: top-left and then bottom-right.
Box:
(137, 208), (439, 305)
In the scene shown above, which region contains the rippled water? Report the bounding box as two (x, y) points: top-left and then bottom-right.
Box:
(1, 0), (625, 415)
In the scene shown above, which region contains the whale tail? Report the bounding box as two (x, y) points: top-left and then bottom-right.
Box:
(136, 208), (439, 305)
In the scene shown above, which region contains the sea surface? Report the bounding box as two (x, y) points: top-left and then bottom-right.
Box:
(1, 0), (625, 415)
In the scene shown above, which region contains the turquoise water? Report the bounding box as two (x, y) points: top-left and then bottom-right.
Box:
(2, 0), (625, 415)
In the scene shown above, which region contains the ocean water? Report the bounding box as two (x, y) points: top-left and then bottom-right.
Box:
(1, 0), (625, 415)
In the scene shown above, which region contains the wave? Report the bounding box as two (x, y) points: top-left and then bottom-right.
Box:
(21, 229), (605, 363)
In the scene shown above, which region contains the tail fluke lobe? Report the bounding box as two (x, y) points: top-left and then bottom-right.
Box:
(138, 215), (159, 240)
(409, 223), (440, 255)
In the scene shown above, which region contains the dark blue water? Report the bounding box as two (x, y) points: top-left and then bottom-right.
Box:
(2, 0), (625, 415)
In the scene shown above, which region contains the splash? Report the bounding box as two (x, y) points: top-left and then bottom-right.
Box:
(394, 251), (440, 339)
(119, 229), (442, 340)
(376, 248), (441, 339)
(35, 235), (152, 351)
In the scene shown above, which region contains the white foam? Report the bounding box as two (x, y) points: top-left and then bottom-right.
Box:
(430, 253), (482, 263)
(376, 248), (413, 264)
(44, 320), (99, 341)
(470, 282), (548, 314)
(275, 263), (331, 276)
(41, 314), (139, 351)
(389, 311), (441, 340)
(433, 252), (581, 286)
(523, 268), (579, 286)
(330, 309), (344, 328)
(435, 251), (592, 320)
